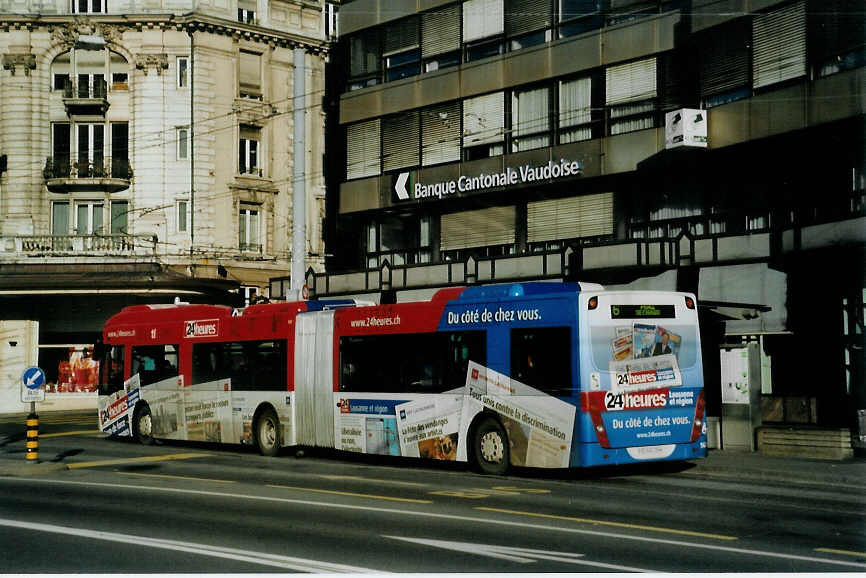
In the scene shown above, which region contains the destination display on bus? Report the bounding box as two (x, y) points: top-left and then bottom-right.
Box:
(610, 304), (675, 319)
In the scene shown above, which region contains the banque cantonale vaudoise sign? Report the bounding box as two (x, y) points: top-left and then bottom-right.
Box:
(394, 158), (582, 202)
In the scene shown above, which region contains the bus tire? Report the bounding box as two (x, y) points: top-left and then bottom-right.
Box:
(255, 407), (281, 457)
(471, 415), (509, 475)
(132, 403), (155, 446)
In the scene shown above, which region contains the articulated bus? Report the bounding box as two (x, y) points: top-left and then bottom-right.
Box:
(97, 282), (706, 474)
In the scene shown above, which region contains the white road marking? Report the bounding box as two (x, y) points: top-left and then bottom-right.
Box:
(5, 477), (866, 570)
(0, 517), (382, 573)
(386, 535), (650, 572)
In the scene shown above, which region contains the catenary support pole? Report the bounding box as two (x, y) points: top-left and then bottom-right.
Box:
(291, 47), (306, 294)
(25, 403), (38, 463)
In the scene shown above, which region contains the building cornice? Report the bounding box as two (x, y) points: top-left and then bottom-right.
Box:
(0, 12), (329, 54)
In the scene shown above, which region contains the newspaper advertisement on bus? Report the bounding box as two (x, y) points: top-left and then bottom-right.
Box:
(395, 396), (462, 460)
(609, 323), (683, 392)
(458, 361), (576, 468)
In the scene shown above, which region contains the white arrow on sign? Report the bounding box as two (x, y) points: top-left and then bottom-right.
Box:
(385, 536), (651, 571)
(395, 172), (410, 200)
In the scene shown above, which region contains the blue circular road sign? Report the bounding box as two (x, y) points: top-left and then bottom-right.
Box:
(22, 367), (46, 390)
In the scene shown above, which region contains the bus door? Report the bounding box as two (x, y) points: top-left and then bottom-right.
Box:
(578, 292), (706, 465)
(294, 310), (336, 448)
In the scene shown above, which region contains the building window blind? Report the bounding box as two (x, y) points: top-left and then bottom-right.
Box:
(512, 85), (550, 152)
(527, 193), (614, 243)
(422, 4), (461, 58)
(606, 58), (656, 135)
(383, 112), (420, 172)
(383, 16), (419, 55)
(752, 0), (806, 90)
(346, 119), (380, 179)
(559, 76), (592, 143)
(440, 206), (516, 251)
(506, 0), (552, 37)
(699, 18), (750, 105)
(239, 50), (262, 98)
(422, 102), (461, 166)
(810, 0), (866, 76)
(463, 92), (505, 147)
(463, 0), (504, 43)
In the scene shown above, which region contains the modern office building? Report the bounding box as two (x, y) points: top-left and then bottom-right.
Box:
(272, 0), (864, 449)
(0, 0), (328, 411)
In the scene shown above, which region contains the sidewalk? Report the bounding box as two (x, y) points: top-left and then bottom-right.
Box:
(686, 449), (866, 489)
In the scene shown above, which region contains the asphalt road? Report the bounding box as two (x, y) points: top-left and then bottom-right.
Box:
(0, 413), (864, 573)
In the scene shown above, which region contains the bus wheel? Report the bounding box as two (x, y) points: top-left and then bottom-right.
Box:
(255, 407), (281, 457)
(132, 403), (155, 446)
(472, 416), (509, 475)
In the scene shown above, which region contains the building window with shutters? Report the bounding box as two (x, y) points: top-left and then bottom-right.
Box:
(421, 4), (461, 72)
(506, 0), (552, 51)
(697, 18), (751, 108)
(527, 193), (614, 251)
(606, 57), (657, 135)
(346, 119), (381, 179)
(239, 205), (262, 252)
(71, 0), (108, 14)
(383, 16), (420, 82)
(463, 92), (505, 160)
(382, 112), (419, 172)
(811, 0), (866, 77)
(440, 206), (517, 262)
(752, 1), (806, 92)
(238, 0), (256, 24)
(176, 200), (189, 234)
(239, 50), (263, 100)
(239, 126), (261, 176)
(422, 102), (461, 166)
(347, 28), (380, 90)
(463, 0), (505, 62)
(558, 0), (603, 38)
(558, 76), (593, 143)
(177, 57), (188, 89)
(511, 85), (550, 152)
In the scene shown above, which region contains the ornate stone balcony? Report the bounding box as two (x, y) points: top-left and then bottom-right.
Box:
(43, 157), (132, 193)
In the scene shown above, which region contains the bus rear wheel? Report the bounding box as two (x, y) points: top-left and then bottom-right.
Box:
(472, 416), (509, 475)
(255, 407), (281, 457)
(132, 403), (155, 446)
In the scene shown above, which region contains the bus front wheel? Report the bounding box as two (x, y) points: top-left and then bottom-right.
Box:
(132, 403), (155, 446)
(472, 416), (509, 475)
(255, 407), (281, 457)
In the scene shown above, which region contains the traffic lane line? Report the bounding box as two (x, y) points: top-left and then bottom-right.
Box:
(475, 506), (738, 541)
(0, 517), (383, 573)
(815, 548), (866, 558)
(67, 453), (210, 469)
(268, 484), (432, 504)
(8, 477), (866, 571)
(116, 472), (235, 484)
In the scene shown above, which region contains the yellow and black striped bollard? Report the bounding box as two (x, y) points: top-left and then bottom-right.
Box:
(25, 413), (39, 462)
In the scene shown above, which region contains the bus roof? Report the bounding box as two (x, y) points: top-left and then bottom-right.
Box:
(453, 281), (604, 302)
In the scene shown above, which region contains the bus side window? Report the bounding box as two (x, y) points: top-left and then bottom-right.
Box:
(510, 327), (572, 396)
(131, 344), (179, 386)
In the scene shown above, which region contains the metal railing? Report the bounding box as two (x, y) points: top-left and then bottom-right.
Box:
(62, 79), (108, 100)
(44, 157), (133, 180)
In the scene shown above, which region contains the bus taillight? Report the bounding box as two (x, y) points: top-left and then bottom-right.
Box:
(684, 296), (695, 309)
(690, 390), (706, 442)
(588, 296), (598, 310)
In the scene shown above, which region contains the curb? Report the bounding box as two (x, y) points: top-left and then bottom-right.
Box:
(684, 463), (866, 489)
(0, 461), (70, 477)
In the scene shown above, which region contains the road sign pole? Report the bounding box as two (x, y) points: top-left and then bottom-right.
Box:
(26, 404), (39, 463)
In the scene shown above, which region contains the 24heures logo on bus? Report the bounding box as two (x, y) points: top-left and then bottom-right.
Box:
(603, 388), (668, 411)
(185, 319), (219, 338)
